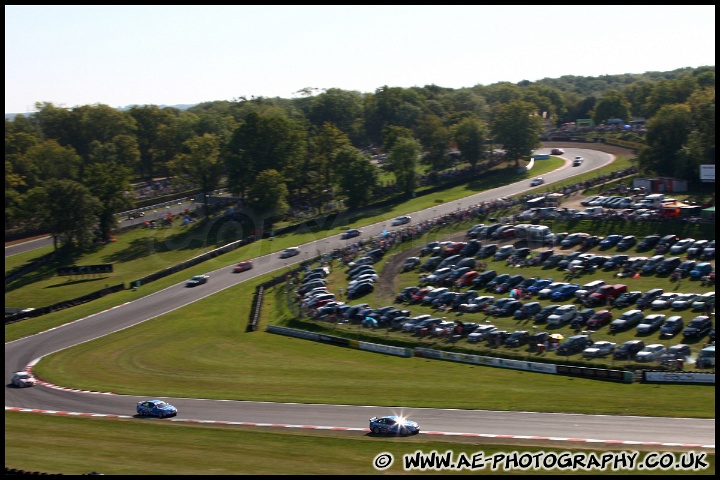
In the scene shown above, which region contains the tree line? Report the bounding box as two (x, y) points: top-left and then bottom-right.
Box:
(5, 66), (714, 249)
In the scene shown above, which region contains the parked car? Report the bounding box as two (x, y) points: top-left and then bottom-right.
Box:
(670, 293), (700, 310)
(696, 345), (715, 369)
(613, 291), (642, 308)
(691, 291), (715, 311)
(636, 314), (666, 335)
(279, 247), (301, 258)
(658, 344), (692, 367)
(682, 315), (713, 339)
(556, 334), (593, 355)
(391, 215), (412, 226)
(11, 371), (36, 388)
(689, 262), (713, 280)
(639, 255), (665, 275)
(467, 324), (498, 343)
(686, 239), (709, 259)
(609, 309), (644, 333)
(477, 244), (498, 259)
(136, 399), (178, 418)
(547, 304), (578, 325)
(616, 235), (637, 251)
(401, 257), (421, 272)
(505, 330), (531, 348)
(636, 288), (664, 309)
(514, 301), (542, 320)
(613, 340), (646, 360)
(346, 282), (374, 299)
(650, 292), (679, 310)
(550, 283), (580, 301)
(186, 274), (209, 287)
(369, 415), (420, 436)
(233, 260), (253, 273)
(635, 344), (667, 363)
(493, 299), (523, 317)
(637, 234), (661, 251)
(602, 254), (629, 270)
(659, 316), (685, 337)
(599, 234), (623, 249)
(669, 238), (696, 255)
(582, 341), (616, 359)
(534, 304), (561, 323)
(700, 240), (715, 260)
(655, 256), (682, 275)
(570, 308), (596, 329)
(586, 309), (613, 330)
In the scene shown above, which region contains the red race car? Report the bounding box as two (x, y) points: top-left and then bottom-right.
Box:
(233, 261), (253, 273)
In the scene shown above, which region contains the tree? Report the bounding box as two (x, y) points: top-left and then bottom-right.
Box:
(591, 89), (631, 124)
(168, 134), (224, 217)
(453, 117), (488, 170)
(25, 179), (101, 250)
(335, 147), (379, 209)
(386, 137), (420, 195)
(225, 112), (306, 200)
(491, 101), (544, 167)
(85, 162), (134, 241)
(245, 169), (289, 224)
(637, 104), (692, 176)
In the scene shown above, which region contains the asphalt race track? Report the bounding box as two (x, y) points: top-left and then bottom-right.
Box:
(5, 148), (715, 449)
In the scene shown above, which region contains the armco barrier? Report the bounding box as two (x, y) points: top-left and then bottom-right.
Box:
(641, 370), (715, 384)
(4, 283), (125, 325)
(265, 326), (637, 381)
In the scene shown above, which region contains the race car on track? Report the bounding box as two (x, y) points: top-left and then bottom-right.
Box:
(369, 415), (420, 436)
(136, 399), (178, 418)
(233, 260), (253, 273)
(11, 371), (37, 388)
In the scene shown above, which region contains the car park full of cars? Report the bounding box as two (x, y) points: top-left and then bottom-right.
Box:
(136, 399), (178, 418)
(369, 415), (420, 436)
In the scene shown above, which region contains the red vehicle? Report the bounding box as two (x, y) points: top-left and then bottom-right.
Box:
(443, 242), (467, 256)
(233, 261), (253, 273)
(586, 309), (613, 329)
(410, 287), (432, 304)
(586, 284), (628, 307)
(456, 270), (480, 288)
(551, 148), (564, 155)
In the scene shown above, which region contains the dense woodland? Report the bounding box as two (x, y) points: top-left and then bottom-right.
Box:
(5, 66), (715, 248)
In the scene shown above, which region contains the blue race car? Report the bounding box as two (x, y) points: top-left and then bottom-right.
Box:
(136, 399), (178, 418)
(369, 415), (420, 436)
